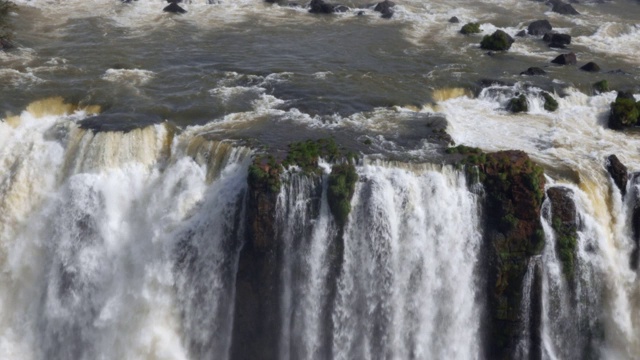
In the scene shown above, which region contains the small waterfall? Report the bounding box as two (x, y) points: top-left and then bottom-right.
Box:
(515, 256), (542, 360)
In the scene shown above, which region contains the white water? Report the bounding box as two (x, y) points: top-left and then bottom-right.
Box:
(0, 100), (251, 360)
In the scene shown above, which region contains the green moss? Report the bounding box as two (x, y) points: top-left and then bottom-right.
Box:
(480, 30), (514, 51)
(551, 215), (577, 281)
(460, 22), (481, 35)
(248, 155), (282, 194)
(593, 80), (609, 94)
(283, 138), (341, 173)
(445, 144), (482, 155)
(327, 163), (358, 228)
(507, 94), (528, 113)
(541, 92), (558, 112)
(609, 95), (640, 130)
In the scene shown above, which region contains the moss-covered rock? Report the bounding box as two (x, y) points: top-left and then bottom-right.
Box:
(460, 22), (481, 34)
(593, 80), (609, 94)
(507, 94), (528, 113)
(608, 92), (640, 130)
(480, 30), (514, 51)
(547, 187), (577, 281)
(327, 163), (358, 228)
(542, 92), (558, 112)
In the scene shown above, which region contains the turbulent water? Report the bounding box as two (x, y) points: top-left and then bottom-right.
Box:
(2, 0), (640, 359)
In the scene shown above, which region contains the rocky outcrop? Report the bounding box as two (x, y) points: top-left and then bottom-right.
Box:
(480, 30), (514, 51)
(580, 62), (601, 72)
(449, 147), (546, 359)
(520, 67), (546, 76)
(547, 187), (578, 281)
(551, 52), (577, 65)
(606, 154), (628, 196)
(373, 0), (395, 19)
(527, 19), (552, 36)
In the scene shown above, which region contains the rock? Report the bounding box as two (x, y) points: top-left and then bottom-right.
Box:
(0, 37), (12, 50)
(480, 30), (514, 51)
(544, 33), (571, 48)
(593, 80), (609, 93)
(520, 67), (547, 76)
(547, 187), (578, 281)
(374, 0), (395, 19)
(631, 174), (640, 269)
(460, 22), (481, 35)
(309, 0), (335, 14)
(542, 91), (558, 111)
(507, 94), (528, 113)
(606, 155), (628, 196)
(516, 30), (527, 37)
(356, 10), (365, 16)
(608, 92), (640, 130)
(551, 1), (580, 15)
(334, 4), (349, 12)
(551, 52), (577, 65)
(527, 19), (553, 36)
(163, 2), (186, 13)
(580, 62), (601, 72)
(449, 16), (460, 23)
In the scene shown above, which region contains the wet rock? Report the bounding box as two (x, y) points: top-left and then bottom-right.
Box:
(547, 187), (578, 281)
(606, 154), (628, 196)
(544, 33), (571, 48)
(0, 37), (12, 50)
(608, 92), (640, 130)
(550, 0), (580, 15)
(309, 0), (336, 14)
(507, 94), (528, 113)
(542, 91), (558, 111)
(516, 30), (527, 37)
(163, 2), (186, 13)
(527, 19), (553, 36)
(580, 62), (601, 72)
(631, 174), (640, 269)
(480, 30), (514, 51)
(551, 52), (577, 65)
(374, 0), (395, 19)
(460, 22), (481, 35)
(333, 4), (349, 12)
(593, 80), (609, 94)
(520, 67), (547, 76)
(449, 16), (460, 23)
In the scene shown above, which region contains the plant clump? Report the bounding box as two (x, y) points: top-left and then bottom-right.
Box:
(542, 92), (558, 112)
(507, 94), (528, 113)
(593, 80), (609, 94)
(552, 215), (577, 281)
(327, 163), (359, 228)
(608, 91), (640, 130)
(460, 22), (481, 35)
(480, 30), (514, 51)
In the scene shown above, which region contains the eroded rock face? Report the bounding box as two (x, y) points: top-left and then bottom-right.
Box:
(606, 154), (628, 196)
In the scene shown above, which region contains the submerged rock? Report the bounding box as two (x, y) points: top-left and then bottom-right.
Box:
(520, 67), (546, 76)
(580, 62), (601, 72)
(544, 33), (571, 48)
(507, 94), (528, 113)
(551, 52), (577, 65)
(527, 19), (553, 36)
(480, 30), (514, 51)
(449, 16), (460, 23)
(0, 37), (12, 50)
(606, 154), (628, 196)
(593, 80), (609, 94)
(163, 2), (186, 13)
(374, 0), (395, 19)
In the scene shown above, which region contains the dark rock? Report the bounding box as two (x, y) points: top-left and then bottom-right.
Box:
(460, 22), (481, 35)
(374, 0), (395, 18)
(333, 4), (349, 12)
(552, 1), (580, 15)
(631, 174), (640, 269)
(449, 16), (460, 23)
(606, 154), (628, 196)
(356, 10), (365, 16)
(544, 33), (571, 48)
(551, 52), (577, 65)
(507, 94), (528, 113)
(309, 0), (335, 14)
(542, 91), (558, 111)
(480, 30), (514, 51)
(163, 2), (186, 13)
(580, 62), (601, 72)
(608, 92), (640, 130)
(516, 30), (527, 37)
(527, 19), (553, 36)
(593, 80), (609, 94)
(520, 67), (546, 76)
(547, 187), (578, 281)
(0, 37), (12, 50)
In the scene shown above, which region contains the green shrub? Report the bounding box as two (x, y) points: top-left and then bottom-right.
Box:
(327, 163), (358, 227)
(480, 30), (514, 51)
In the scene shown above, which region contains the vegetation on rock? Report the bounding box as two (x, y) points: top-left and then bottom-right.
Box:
(547, 187), (578, 282)
(542, 92), (558, 112)
(327, 163), (359, 228)
(608, 92), (640, 130)
(593, 80), (609, 94)
(480, 30), (514, 51)
(507, 94), (528, 113)
(460, 22), (481, 34)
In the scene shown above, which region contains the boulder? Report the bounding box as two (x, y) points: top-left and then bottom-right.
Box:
(374, 0), (395, 19)
(608, 92), (640, 130)
(527, 20), (552, 36)
(551, 52), (577, 65)
(460, 22), (481, 35)
(163, 2), (186, 13)
(544, 33), (571, 48)
(516, 30), (527, 37)
(507, 94), (528, 113)
(606, 155), (628, 196)
(542, 92), (558, 111)
(480, 30), (514, 51)
(593, 80), (609, 94)
(449, 16), (460, 23)
(580, 62), (600, 72)
(520, 67), (546, 76)
(551, 1), (580, 15)
(309, 0), (335, 13)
